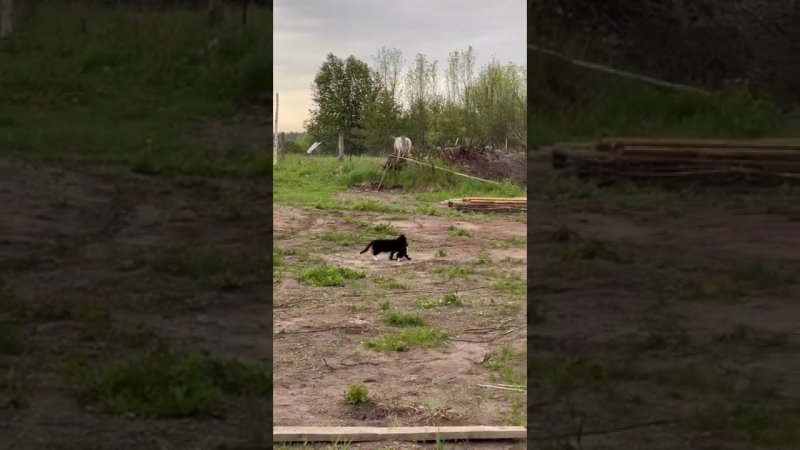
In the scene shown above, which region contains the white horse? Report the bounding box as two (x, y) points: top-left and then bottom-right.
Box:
(393, 136), (412, 157)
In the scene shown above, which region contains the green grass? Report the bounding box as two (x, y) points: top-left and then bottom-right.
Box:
(492, 279), (526, 296)
(715, 323), (789, 349)
(0, 3), (272, 176)
(484, 346), (526, 387)
(528, 355), (633, 396)
(274, 154), (525, 207)
(296, 264), (365, 287)
(436, 266), (473, 279)
(527, 30), (795, 148)
(74, 348), (271, 418)
(690, 403), (800, 446)
(363, 327), (449, 352)
(416, 292), (462, 309)
(638, 312), (689, 350)
(0, 315), (26, 356)
(559, 238), (628, 264)
(373, 275), (407, 290)
(345, 382), (369, 405)
(448, 227), (472, 237)
(131, 245), (268, 289)
(490, 236), (526, 249)
(382, 310), (425, 327)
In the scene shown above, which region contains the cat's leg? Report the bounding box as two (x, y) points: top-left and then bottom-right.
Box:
(389, 252), (396, 260)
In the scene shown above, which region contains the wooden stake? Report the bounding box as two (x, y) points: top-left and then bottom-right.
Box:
(273, 93), (278, 166)
(273, 426), (527, 443)
(0, 0), (12, 38)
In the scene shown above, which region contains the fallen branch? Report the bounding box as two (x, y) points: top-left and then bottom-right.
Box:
(478, 384), (526, 392)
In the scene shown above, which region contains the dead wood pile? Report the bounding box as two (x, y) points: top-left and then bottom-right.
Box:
(547, 137), (800, 184)
(441, 145), (527, 185)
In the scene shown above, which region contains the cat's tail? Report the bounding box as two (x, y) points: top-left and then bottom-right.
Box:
(359, 242), (372, 254)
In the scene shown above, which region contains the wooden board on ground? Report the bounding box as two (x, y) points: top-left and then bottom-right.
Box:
(597, 137), (800, 152)
(273, 425), (527, 443)
(445, 197), (527, 213)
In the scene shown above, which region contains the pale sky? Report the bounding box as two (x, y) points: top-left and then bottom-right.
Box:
(274, 0), (527, 132)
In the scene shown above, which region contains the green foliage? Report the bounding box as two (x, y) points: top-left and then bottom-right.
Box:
(0, 3), (273, 175)
(526, 38), (791, 148)
(307, 53), (376, 153)
(345, 382), (370, 405)
(363, 327), (449, 352)
(296, 264), (365, 287)
(76, 349), (271, 418)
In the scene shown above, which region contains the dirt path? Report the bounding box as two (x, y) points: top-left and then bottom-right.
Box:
(273, 193), (528, 436)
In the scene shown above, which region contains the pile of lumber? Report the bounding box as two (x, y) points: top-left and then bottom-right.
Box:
(548, 137), (800, 181)
(445, 197), (527, 213)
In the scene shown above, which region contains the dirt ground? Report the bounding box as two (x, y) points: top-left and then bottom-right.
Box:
(0, 157), (272, 449)
(273, 191), (528, 449)
(524, 160), (800, 449)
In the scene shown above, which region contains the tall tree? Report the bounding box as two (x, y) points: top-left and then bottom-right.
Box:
(468, 59), (527, 146)
(373, 47), (404, 104)
(306, 53), (376, 154)
(405, 53), (437, 147)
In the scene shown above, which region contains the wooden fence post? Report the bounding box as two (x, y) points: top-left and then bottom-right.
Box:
(1, 0), (13, 38)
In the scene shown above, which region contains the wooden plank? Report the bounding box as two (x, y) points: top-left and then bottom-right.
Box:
(616, 146), (800, 161)
(273, 425), (527, 443)
(597, 137), (800, 152)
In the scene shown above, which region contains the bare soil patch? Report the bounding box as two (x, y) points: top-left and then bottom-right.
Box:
(526, 175), (800, 449)
(273, 196), (527, 435)
(0, 158), (272, 449)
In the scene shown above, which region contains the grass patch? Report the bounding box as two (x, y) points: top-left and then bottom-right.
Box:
(75, 348), (271, 418)
(435, 248), (448, 258)
(529, 355), (633, 396)
(275, 154), (524, 207)
(559, 238), (628, 263)
(436, 266), (473, 279)
(638, 312), (689, 350)
(690, 403), (800, 446)
(484, 346), (526, 387)
(383, 310), (425, 327)
(131, 245), (267, 289)
(475, 253), (492, 265)
(363, 327), (449, 352)
(296, 264), (365, 287)
(715, 323), (789, 349)
(416, 292), (462, 309)
(0, 315), (26, 356)
(0, 3), (272, 176)
(490, 236), (526, 249)
(345, 382), (370, 405)
(373, 275), (407, 290)
(448, 227), (472, 237)
(492, 279), (526, 296)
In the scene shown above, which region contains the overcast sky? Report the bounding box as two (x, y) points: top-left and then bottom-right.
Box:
(274, 0), (526, 132)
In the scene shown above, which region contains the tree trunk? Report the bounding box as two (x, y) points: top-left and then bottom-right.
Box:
(207, 0), (223, 27)
(338, 134), (345, 162)
(1, 0), (13, 39)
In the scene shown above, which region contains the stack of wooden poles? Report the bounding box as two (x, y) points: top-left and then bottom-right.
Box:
(548, 137), (800, 179)
(445, 197), (527, 213)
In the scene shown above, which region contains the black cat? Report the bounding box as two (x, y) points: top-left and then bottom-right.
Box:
(360, 234), (411, 261)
